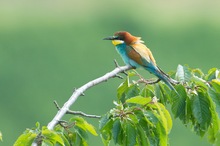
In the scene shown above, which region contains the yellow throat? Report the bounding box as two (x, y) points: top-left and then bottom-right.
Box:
(112, 40), (124, 46)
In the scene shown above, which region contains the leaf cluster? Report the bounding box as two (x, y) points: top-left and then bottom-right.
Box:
(99, 65), (220, 146)
(172, 65), (220, 144)
(99, 97), (172, 146)
(14, 117), (97, 146)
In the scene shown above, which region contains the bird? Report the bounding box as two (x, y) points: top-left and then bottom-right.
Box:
(103, 31), (177, 91)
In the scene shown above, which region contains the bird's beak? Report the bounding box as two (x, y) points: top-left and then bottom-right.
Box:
(103, 36), (118, 40)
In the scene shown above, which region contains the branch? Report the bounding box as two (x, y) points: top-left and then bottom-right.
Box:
(137, 78), (161, 84)
(32, 63), (132, 146)
(132, 69), (161, 85)
(54, 101), (101, 119)
(47, 64), (132, 130)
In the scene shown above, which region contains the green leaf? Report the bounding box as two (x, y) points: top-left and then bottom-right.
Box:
(137, 110), (154, 128)
(155, 82), (171, 104)
(210, 79), (220, 93)
(99, 116), (113, 132)
(58, 133), (70, 146)
(192, 68), (204, 78)
(141, 85), (155, 97)
(138, 111), (158, 146)
(137, 125), (150, 146)
(71, 116), (98, 136)
(99, 115), (113, 146)
(155, 103), (173, 134)
(192, 90), (212, 132)
(83, 121), (98, 136)
(35, 122), (40, 129)
(207, 107), (220, 144)
(42, 127), (64, 145)
(214, 132), (220, 146)
(175, 64), (192, 82)
(206, 88), (220, 144)
(155, 83), (164, 104)
(112, 118), (123, 145)
(42, 140), (53, 146)
(72, 132), (81, 146)
(208, 88), (220, 118)
(75, 127), (89, 146)
(100, 132), (111, 146)
(155, 122), (167, 146)
(126, 96), (151, 105)
(99, 114), (110, 130)
(124, 120), (137, 146)
(191, 75), (208, 90)
(205, 68), (220, 81)
(117, 77), (129, 100)
(147, 111), (168, 146)
(171, 84), (187, 121)
(126, 84), (140, 99)
(128, 112), (139, 124)
(14, 130), (37, 146)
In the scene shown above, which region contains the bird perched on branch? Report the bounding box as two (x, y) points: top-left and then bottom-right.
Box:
(103, 31), (177, 91)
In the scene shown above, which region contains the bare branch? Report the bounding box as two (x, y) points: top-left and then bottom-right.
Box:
(115, 74), (124, 79)
(132, 69), (161, 85)
(47, 65), (132, 130)
(53, 101), (101, 119)
(137, 78), (161, 84)
(67, 111), (101, 119)
(74, 88), (85, 96)
(113, 59), (120, 68)
(32, 63), (132, 146)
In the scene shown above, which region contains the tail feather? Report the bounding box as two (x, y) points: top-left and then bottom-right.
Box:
(145, 65), (178, 93)
(157, 66), (179, 85)
(155, 70), (175, 90)
(154, 69), (179, 95)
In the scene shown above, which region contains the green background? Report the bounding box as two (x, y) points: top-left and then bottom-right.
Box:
(0, 0), (219, 145)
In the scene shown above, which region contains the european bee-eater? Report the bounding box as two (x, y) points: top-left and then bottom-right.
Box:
(103, 31), (176, 90)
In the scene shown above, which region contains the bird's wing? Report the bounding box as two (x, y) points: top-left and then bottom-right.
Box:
(127, 43), (157, 66)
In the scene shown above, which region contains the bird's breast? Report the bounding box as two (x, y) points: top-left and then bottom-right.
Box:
(115, 44), (141, 68)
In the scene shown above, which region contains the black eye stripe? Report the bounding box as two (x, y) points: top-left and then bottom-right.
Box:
(117, 36), (124, 40)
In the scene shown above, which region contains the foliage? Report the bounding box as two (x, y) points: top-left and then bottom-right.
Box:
(13, 65), (220, 146)
(14, 117), (97, 146)
(99, 64), (220, 146)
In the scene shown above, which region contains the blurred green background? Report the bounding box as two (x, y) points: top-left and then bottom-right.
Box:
(0, 0), (220, 145)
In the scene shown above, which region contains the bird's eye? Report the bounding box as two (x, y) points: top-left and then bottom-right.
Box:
(117, 36), (123, 40)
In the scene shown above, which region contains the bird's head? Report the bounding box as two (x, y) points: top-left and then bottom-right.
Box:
(103, 31), (143, 46)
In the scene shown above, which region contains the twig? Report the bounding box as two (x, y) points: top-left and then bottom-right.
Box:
(114, 59), (120, 68)
(115, 74), (124, 79)
(114, 59), (129, 76)
(137, 78), (161, 84)
(54, 101), (101, 119)
(58, 120), (75, 129)
(132, 69), (161, 85)
(67, 111), (101, 119)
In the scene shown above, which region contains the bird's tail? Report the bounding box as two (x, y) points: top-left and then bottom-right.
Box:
(153, 66), (178, 92)
(143, 62), (178, 94)
(156, 72), (175, 90)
